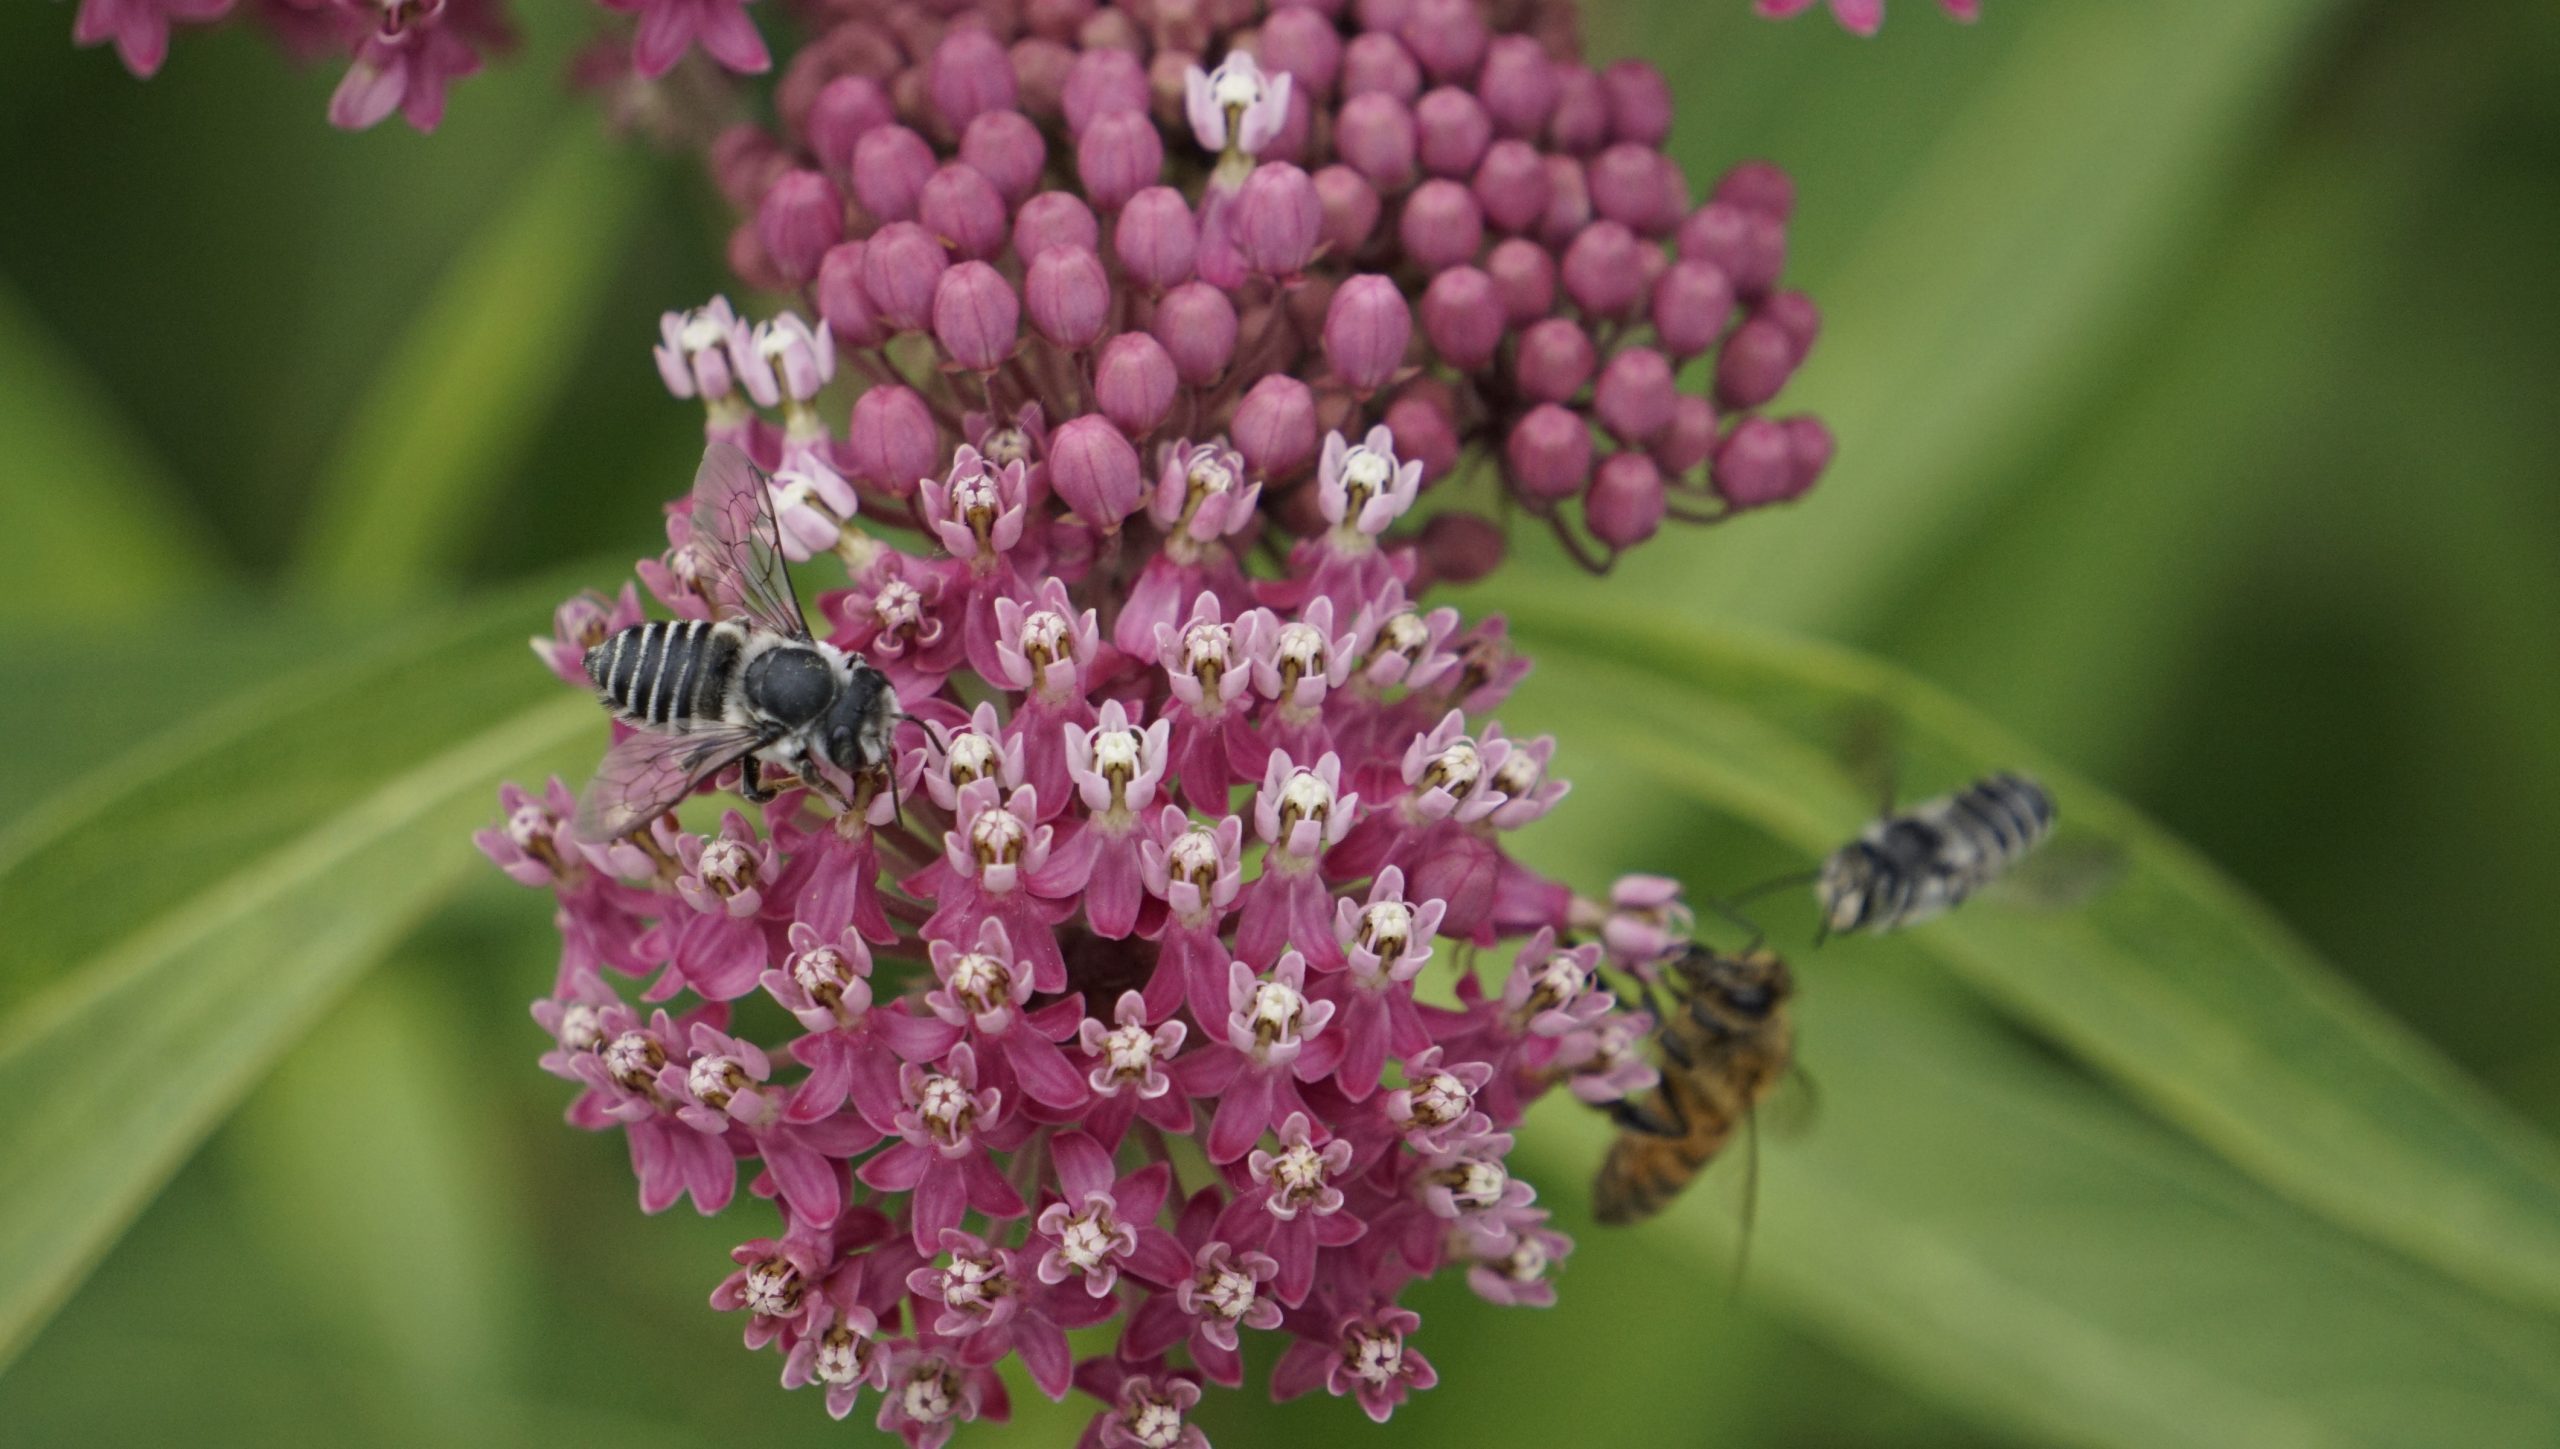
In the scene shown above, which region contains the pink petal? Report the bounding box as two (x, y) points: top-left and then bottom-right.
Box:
(1049, 1130), (1116, 1202)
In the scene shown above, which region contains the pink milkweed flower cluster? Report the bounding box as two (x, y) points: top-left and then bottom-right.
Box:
(462, 0), (1840, 1443)
(1757, 0), (1979, 36)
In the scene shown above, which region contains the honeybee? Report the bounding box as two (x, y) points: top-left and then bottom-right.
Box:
(1815, 771), (2056, 936)
(574, 444), (897, 841)
(1592, 943), (1795, 1227)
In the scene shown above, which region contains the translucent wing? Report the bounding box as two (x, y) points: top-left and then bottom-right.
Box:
(574, 722), (769, 842)
(1986, 836), (2127, 911)
(688, 442), (811, 640)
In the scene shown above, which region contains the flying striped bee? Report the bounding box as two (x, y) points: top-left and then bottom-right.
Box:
(1815, 771), (2057, 937)
(1592, 943), (1796, 1227)
(573, 443), (897, 842)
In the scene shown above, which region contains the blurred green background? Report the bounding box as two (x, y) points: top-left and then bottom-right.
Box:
(4, 1), (2559, 1445)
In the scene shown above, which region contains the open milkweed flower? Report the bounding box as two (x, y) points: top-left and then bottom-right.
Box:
(460, 0), (1874, 1433)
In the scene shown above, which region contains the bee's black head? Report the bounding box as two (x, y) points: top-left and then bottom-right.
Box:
(820, 664), (896, 772)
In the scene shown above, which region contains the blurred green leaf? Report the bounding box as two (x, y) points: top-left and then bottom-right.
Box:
(0, 280), (223, 620)
(1500, 605), (2560, 1318)
(227, 965), (528, 1434)
(1513, 964), (2560, 1449)
(0, 584), (596, 1371)
(291, 126), (646, 605)
(1577, 0), (2349, 636)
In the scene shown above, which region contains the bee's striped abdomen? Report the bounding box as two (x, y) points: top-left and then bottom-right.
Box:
(586, 621), (740, 729)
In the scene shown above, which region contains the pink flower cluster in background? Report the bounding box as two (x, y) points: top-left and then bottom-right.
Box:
(1756, 0), (1978, 37)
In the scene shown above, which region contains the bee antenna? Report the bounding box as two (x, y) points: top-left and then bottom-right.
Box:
(1693, 891), (1769, 951)
(1726, 868), (1821, 911)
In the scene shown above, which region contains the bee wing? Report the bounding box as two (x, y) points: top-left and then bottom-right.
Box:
(573, 722), (770, 842)
(688, 442), (812, 641)
(1985, 836), (2126, 911)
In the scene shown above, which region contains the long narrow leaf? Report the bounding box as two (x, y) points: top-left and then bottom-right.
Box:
(0, 590), (597, 1370)
(290, 126), (647, 605)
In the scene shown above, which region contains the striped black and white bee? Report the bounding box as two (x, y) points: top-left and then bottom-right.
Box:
(1815, 772), (2056, 936)
(573, 443), (896, 842)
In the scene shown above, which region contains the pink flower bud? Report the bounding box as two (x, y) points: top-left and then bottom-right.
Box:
(1537, 154), (1593, 249)
(1761, 289), (1822, 355)
(848, 385), (941, 496)
(1341, 31), (1421, 104)
(1235, 162), (1322, 276)
(1783, 415), (1836, 495)
(1471, 139), (1552, 234)
(920, 163), (1009, 261)
(709, 124), (786, 210)
(1586, 450), (1666, 548)
(1114, 186), (1198, 289)
(851, 125), (937, 223)
(1416, 511), (1505, 585)
(1506, 404), (1591, 502)
(1013, 190), (1101, 261)
(1712, 416), (1804, 509)
(1013, 36), (1077, 117)
(807, 75), (894, 179)
(1077, 111), (1164, 211)
(1514, 318), (1595, 403)
(756, 170), (844, 287)
(1562, 220), (1646, 316)
(1257, 6), (1343, 97)
(1486, 237), (1557, 323)
(816, 242), (882, 347)
(1478, 34), (1559, 138)
(1678, 201), (1786, 298)
(1398, 179), (1483, 273)
(1652, 395), (1719, 476)
(726, 224), (783, 294)
(1419, 266), (1502, 372)
(1714, 159), (1796, 221)
(1095, 333), (1178, 437)
(1063, 46), (1150, 135)
(1590, 143), (1679, 236)
(1050, 414), (1146, 528)
(1414, 87), (1491, 178)
(1233, 375), (1319, 477)
(1715, 314), (1803, 410)
(960, 111), (1047, 204)
(1384, 380), (1460, 483)
(1313, 165), (1383, 254)
(1652, 259), (1735, 358)
(1025, 246), (1113, 350)
(932, 261), (1020, 372)
(860, 221), (948, 333)
(1548, 63), (1609, 155)
(1324, 275), (1412, 394)
(1401, 0), (1488, 84)
(1594, 347), (1675, 445)
(1336, 93), (1417, 192)
(1602, 60), (1673, 147)
(928, 26), (1016, 130)
(1027, 0), (1090, 42)
(1153, 281), (1239, 384)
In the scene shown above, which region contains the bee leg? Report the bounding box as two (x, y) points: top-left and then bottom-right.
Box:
(1633, 981), (1696, 1069)
(736, 759), (776, 804)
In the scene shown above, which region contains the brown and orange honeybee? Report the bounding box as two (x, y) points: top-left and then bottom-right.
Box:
(1591, 943), (1796, 1228)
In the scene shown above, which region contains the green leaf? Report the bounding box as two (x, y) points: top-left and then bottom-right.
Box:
(226, 965), (529, 1433)
(0, 279), (224, 620)
(290, 125), (648, 605)
(1498, 602), (2560, 1317)
(1510, 963), (2560, 1449)
(1566, 0), (2351, 636)
(0, 584), (598, 1371)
